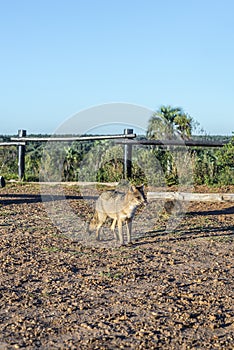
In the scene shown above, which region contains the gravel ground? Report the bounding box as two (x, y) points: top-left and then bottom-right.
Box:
(0, 183), (233, 349)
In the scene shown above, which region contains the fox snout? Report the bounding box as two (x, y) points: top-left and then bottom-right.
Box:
(138, 194), (147, 206)
(131, 184), (148, 206)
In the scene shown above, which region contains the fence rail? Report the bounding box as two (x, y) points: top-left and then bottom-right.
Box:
(117, 139), (229, 147)
(0, 142), (26, 146)
(11, 133), (136, 142)
(147, 192), (234, 202)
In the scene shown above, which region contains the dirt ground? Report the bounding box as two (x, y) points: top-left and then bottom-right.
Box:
(0, 183), (233, 349)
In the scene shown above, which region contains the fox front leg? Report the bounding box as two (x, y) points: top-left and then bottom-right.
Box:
(96, 225), (101, 241)
(111, 218), (119, 241)
(126, 219), (132, 244)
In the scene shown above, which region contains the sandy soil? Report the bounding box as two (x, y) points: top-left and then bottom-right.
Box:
(0, 183), (233, 349)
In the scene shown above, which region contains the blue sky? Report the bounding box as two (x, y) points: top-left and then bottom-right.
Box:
(0, 0), (234, 135)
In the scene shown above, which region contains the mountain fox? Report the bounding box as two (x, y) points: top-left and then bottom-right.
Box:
(89, 184), (147, 245)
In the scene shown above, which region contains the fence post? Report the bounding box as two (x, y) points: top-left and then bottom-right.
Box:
(123, 129), (133, 179)
(0, 176), (6, 188)
(18, 129), (26, 180)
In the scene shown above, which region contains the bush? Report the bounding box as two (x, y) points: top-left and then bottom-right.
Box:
(0, 146), (18, 180)
(1, 135), (233, 187)
(193, 136), (234, 186)
(215, 137), (234, 185)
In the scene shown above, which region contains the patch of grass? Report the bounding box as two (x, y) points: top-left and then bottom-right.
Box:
(42, 246), (61, 253)
(99, 269), (123, 280)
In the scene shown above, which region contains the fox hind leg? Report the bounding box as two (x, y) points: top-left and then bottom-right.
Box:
(117, 219), (124, 245)
(111, 218), (119, 241)
(95, 213), (107, 241)
(126, 219), (132, 244)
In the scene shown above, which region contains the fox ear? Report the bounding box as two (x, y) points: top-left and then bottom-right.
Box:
(130, 184), (144, 191)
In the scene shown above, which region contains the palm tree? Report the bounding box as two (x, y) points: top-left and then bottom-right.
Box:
(146, 105), (193, 185)
(147, 105), (192, 140)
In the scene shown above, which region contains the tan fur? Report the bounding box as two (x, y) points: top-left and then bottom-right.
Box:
(89, 185), (147, 245)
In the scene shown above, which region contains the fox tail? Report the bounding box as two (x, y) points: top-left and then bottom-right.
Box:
(88, 211), (98, 234)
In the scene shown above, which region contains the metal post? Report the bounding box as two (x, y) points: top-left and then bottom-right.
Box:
(18, 129), (26, 180)
(123, 129), (133, 179)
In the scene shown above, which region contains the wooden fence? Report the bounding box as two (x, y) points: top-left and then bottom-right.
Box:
(0, 128), (231, 183)
(2, 129), (136, 180)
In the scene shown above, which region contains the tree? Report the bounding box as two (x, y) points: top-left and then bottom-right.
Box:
(146, 105), (194, 186)
(147, 105), (193, 140)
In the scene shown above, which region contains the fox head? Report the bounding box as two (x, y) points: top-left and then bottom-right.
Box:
(129, 184), (148, 206)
